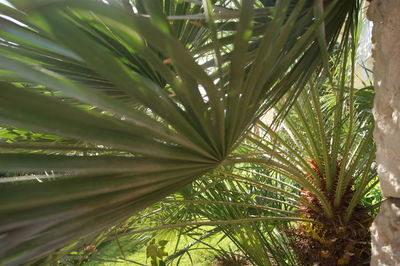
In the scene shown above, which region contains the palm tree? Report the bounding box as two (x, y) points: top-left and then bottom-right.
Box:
(0, 0), (362, 264)
(150, 80), (376, 265)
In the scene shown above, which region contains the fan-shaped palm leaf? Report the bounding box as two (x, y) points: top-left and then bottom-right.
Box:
(0, 0), (361, 264)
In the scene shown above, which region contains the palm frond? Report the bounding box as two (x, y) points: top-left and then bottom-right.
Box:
(0, 0), (362, 264)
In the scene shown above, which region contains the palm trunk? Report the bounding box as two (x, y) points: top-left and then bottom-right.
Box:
(367, 0), (400, 265)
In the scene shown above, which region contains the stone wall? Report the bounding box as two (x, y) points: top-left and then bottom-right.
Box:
(367, 0), (400, 264)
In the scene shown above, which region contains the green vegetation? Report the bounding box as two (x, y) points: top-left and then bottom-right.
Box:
(0, 0), (380, 265)
(61, 225), (237, 265)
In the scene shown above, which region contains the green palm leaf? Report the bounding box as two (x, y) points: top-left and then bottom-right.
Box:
(0, 0), (361, 264)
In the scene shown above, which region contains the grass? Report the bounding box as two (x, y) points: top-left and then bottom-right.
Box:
(83, 228), (236, 266)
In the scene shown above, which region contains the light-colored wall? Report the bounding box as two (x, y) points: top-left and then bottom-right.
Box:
(368, 0), (400, 264)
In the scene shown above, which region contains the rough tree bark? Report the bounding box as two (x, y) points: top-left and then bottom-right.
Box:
(367, 0), (400, 265)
